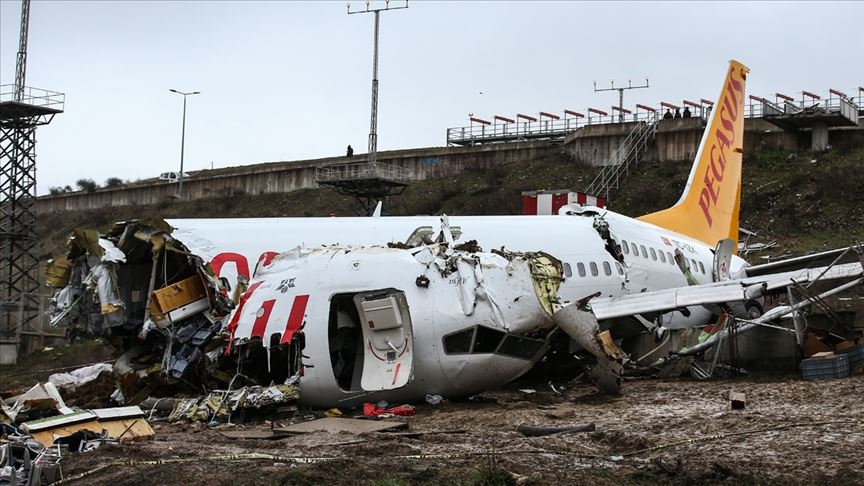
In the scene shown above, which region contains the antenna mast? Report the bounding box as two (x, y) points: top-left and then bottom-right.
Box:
(14, 0), (30, 101)
(594, 77), (650, 123)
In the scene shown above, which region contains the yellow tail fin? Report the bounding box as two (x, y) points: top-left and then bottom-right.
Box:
(638, 60), (749, 250)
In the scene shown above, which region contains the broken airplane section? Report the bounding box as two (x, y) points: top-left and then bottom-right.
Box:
(45, 218), (568, 407)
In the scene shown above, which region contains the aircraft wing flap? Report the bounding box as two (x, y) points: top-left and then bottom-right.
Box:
(590, 284), (750, 320)
(589, 261), (863, 321)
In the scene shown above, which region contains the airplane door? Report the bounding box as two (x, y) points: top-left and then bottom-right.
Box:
(353, 289), (414, 391)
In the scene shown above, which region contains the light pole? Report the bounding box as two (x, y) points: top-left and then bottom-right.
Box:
(169, 89), (200, 198)
(348, 1), (408, 170)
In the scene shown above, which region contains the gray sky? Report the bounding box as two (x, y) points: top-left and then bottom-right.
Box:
(1, 0), (862, 195)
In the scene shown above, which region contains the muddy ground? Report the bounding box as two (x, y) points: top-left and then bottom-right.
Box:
(51, 373), (863, 486)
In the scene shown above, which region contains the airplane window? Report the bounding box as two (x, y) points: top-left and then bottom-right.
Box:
(443, 328), (474, 354)
(589, 262), (599, 276)
(497, 335), (546, 360)
(563, 263), (573, 278)
(615, 262), (624, 275)
(473, 326), (505, 353)
(577, 262), (586, 277)
(659, 251), (667, 263)
(667, 252), (674, 265)
(640, 245), (647, 258)
(621, 240), (629, 254)
(631, 243), (638, 256)
(602, 261), (612, 276)
(699, 262), (706, 274)
(691, 259), (698, 271)
(650, 248), (657, 260)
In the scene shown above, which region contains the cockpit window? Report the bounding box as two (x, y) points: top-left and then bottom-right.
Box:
(474, 326), (505, 353)
(443, 326), (542, 359)
(443, 328), (473, 354)
(497, 334), (545, 360)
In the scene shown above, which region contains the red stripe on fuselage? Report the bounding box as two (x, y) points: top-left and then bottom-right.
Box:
(281, 294), (309, 344)
(224, 280), (264, 354)
(250, 298), (276, 339)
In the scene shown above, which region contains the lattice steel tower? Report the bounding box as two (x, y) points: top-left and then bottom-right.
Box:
(0, 0), (64, 358)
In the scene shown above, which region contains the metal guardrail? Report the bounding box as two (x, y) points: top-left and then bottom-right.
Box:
(446, 110), (665, 146)
(448, 89), (862, 146)
(585, 110), (660, 201)
(747, 95), (860, 122)
(0, 84), (65, 111)
(316, 161), (411, 183)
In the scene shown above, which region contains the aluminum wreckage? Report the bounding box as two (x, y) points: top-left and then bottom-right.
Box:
(44, 218), (570, 407)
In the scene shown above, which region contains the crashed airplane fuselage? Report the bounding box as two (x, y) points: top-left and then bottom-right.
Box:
(173, 209), (730, 332)
(226, 243), (563, 407)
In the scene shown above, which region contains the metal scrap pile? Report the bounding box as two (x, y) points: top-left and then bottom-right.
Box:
(0, 381), (156, 485)
(45, 220), (236, 403)
(150, 384), (301, 423)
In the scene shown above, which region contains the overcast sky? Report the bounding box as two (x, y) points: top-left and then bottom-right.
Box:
(1, 0), (862, 195)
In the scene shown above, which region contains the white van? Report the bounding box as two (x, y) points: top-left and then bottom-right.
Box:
(159, 172), (189, 183)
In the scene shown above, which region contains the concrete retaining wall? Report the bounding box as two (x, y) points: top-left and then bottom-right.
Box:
(564, 122), (638, 166)
(36, 142), (558, 213)
(36, 119), (864, 213)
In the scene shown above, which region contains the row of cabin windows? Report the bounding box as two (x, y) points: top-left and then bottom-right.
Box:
(568, 260), (625, 278)
(561, 261), (623, 278)
(619, 239), (707, 275)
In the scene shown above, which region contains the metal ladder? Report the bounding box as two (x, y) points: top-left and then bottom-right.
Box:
(584, 111), (659, 202)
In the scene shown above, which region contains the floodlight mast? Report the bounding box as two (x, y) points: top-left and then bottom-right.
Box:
(14, 0), (30, 101)
(168, 89), (201, 198)
(347, 1), (408, 169)
(594, 77), (650, 123)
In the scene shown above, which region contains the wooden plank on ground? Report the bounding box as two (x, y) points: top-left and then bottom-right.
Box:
(218, 429), (293, 440)
(273, 417), (407, 435)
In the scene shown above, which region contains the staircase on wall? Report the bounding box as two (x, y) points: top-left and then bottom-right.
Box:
(584, 111), (659, 202)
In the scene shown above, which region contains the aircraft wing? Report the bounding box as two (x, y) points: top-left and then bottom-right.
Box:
(588, 261), (864, 322)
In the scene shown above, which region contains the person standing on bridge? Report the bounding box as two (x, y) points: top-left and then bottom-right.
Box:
(346, 145), (354, 157)
(674, 108), (682, 119)
(663, 109), (673, 120)
(683, 106), (692, 118)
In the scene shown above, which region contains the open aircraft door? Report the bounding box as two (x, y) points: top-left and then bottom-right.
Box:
(353, 289), (414, 391)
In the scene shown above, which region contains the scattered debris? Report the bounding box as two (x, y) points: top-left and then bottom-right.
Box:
(324, 408), (343, 417)
(47, 363), (113, 390)
(424, 395), (443, 406)
(21, 406), (154, 446)
(164, 385), (300, 423)
(728, 391), (746, 410)
(0, 383), (72, 423)
(362, 403), (415, 417)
